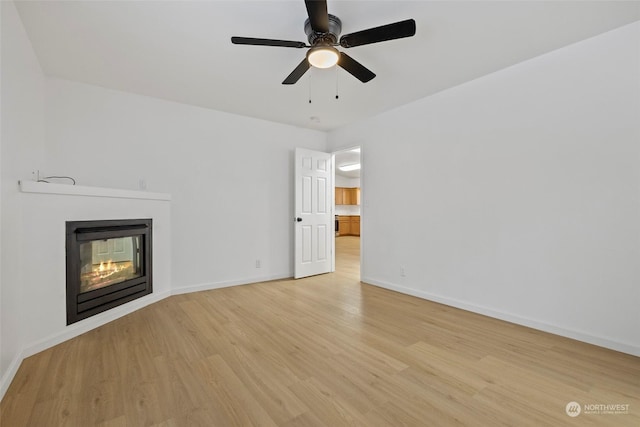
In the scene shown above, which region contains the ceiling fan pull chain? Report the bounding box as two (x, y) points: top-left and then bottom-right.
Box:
(308, 71), (312, 103)
(335, 66), (340, 100)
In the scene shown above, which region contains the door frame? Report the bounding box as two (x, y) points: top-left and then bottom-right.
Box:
(331, 145), (363, 279)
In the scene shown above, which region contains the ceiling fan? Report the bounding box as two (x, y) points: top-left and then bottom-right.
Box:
(231, 0), (416, 85)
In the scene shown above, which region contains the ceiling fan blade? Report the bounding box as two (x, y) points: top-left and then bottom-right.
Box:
(282, 58), (311, 85)
(339, 19), (416, 48)
(231, 37), (306, 48)
(305, 0), (329, 33)
(337, 52), (375, 83)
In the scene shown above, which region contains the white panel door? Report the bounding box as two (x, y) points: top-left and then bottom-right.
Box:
(295, 148), (333, 279)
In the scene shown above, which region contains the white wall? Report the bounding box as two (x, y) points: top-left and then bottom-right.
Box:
(328, 22), (640, 356)
(44, 78), (327, 292)
(335, 175), (360, 188)
(336, 205), (360, 216)
(0, 0), (46, 392)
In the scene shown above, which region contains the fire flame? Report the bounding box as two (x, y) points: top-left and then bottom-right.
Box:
(96, 260), (119, 278)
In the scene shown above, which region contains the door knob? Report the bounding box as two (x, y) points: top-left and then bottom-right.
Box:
(296, 217), (302, 222)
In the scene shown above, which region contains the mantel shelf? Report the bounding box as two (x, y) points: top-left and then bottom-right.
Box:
(18, 180), (171, 201)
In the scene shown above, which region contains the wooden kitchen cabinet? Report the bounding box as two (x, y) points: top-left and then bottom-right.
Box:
(338, 217), (351, 236)
(351, 188), (360, 206)
(337, 215), (360, 236)
(335, 187), (360, 205)
(351, 216), (360, 236)
(343, 188), (353, 205)
(344, 188), (359, 205)
(335, 187), (351, 205)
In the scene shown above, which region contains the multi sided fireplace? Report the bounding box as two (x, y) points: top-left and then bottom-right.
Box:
(66, 219), (152, 325)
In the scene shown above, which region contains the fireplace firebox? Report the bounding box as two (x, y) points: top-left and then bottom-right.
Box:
(66, 219), (152, 325)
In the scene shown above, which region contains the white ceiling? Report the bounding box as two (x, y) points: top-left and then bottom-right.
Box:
(15, 1), (640, 131)
(335, 148), (361, 178)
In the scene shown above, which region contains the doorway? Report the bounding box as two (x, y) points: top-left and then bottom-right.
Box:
(333, 146), (361, 277)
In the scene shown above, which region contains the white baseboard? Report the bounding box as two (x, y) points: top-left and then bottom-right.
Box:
(0, 349), (26, 400)
(362, 276), (640, 357)
(171, 273), (292, 295)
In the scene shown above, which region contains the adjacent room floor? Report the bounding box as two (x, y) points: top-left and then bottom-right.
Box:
(1, 236), (638, 426)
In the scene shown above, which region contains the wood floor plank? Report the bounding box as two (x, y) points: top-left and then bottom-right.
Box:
(2, 236), (639, 426)
(196, 354), (278, 427)
(288, 377), (371, 426)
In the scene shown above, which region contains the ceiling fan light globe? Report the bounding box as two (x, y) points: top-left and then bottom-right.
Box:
(307, 46), (339, 69)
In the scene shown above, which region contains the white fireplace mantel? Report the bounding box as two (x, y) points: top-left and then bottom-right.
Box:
(18, 180), (171, 201)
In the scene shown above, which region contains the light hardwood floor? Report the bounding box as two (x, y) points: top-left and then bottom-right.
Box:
(2, 236), (639, 426)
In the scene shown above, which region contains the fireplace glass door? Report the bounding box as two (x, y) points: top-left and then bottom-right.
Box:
(66, 218), (152, 325)
(79, 236), (143, 293)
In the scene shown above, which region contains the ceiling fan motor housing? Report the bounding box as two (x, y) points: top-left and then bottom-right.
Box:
(304, 14), (342, 45)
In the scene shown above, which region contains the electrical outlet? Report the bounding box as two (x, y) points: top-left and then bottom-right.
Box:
(138, 179), (147, 190)
(400, 265), (406, 277)
(255, 259), (261, 268)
